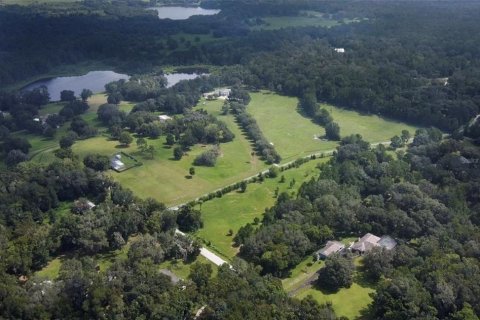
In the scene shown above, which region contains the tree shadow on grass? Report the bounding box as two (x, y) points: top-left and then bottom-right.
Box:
(356, 303), (375, 320)
(353, 269), (377, 289)
(312, 281), (342, 295)
(115, 144), (129, 149)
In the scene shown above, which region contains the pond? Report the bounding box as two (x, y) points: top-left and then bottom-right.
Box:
(148, 6), (220, 20)
(165, 73), (204, 87)
(22, 71), (130, 101)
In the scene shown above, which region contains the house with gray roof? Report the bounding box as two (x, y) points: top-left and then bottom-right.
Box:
(314, 240), (345, 260)
(350, 233), (397, 254)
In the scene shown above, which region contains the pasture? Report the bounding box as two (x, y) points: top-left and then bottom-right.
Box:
(248, 91), (419, 161)
(194, 158), (329, 259)
(250, 11), (362, 31)
(71, 98), (263, 206)
(251, 15), (340, 31)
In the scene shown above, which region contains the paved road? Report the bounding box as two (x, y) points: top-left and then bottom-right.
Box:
(175, 229), (230, 267)
(200, 247), (228, 266)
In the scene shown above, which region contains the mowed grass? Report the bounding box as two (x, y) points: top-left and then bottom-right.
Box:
(286, 256), (375, 320)
(296, 284), (374, 319)
(248, 91), (337, 161)
(158, 255), (218, 280)
(194, 157), (329, 259)
(251, 11), (362, 31)
(282, 256), (325, 293)
(251, 15), (340, 30)
(20, 94), (133, 163)
(71, 98), (264, 206)
(248, 91), (419, 161)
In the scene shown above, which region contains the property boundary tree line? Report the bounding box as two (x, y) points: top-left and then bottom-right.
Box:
(228, 87), (282, 164)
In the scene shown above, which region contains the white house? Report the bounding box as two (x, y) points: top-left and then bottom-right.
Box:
(111, 154), (126, 171)
(203, 88), (231, 100)
(158, 115), (172, 122)
(334, 48), (345, 53)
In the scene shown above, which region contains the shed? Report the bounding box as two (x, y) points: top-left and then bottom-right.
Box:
(111, 158), (125, 171)
(315, 241), (345, 260)
(158, 115), (172, 122)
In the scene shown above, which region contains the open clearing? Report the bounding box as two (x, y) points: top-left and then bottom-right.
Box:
(14, 94), (134, 164)
(36, 237), (216, 281)
(248, 91), (419, 161)
(284, 256), (375, 320)
(194, 157), (329, 259)
(250, 12), (360, 31)
(72, 98), (263, 206)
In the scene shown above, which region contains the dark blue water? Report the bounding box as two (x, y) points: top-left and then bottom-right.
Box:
(165, 73), (203, 87)
(22, 71), (130, 101)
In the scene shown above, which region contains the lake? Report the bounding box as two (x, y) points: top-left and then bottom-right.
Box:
(22, 71), (130, 101)
(165, 73), (204, 87)
(148, 6), (220, 20)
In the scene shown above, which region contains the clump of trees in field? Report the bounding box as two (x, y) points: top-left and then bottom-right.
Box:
(229, 87), (281, 164)
(194, 146), (221, 167)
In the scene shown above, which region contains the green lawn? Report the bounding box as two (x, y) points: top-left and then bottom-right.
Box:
(296, 283), (374, 320)
(18, 94), (133, 163)
(70, 98), (264, 206)
(251, 15), (340, 30)
(158, 255), (218, 280)
(282, 256), (325, 293)
(39, 102), (65, 116)
(250, 11), (362, 31)
(286, 256), (375, 320)
(194, 158), (329, 259)
(35, 256), (65, 280)
(248, 91), (419, 161)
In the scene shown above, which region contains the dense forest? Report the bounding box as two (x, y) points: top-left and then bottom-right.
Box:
(238, 130), (480, 318)
(1, 0), (480, 319)
(2, 1), (480, 131)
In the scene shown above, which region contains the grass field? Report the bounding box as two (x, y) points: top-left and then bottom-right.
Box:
(251, 16), (340, 30)
(195, 159), (327, 259)
(251, 11), (361, 31)
(194, 157), (329, 259)
(70, 98), (264, 206)
(19, 94), (133, 163)
(282, 256), (325, 292)
(11, 94), (262, 206)
(158, 255), (218, 281)
(284, 256), (375, 320)
(248, 91), (419, 161)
